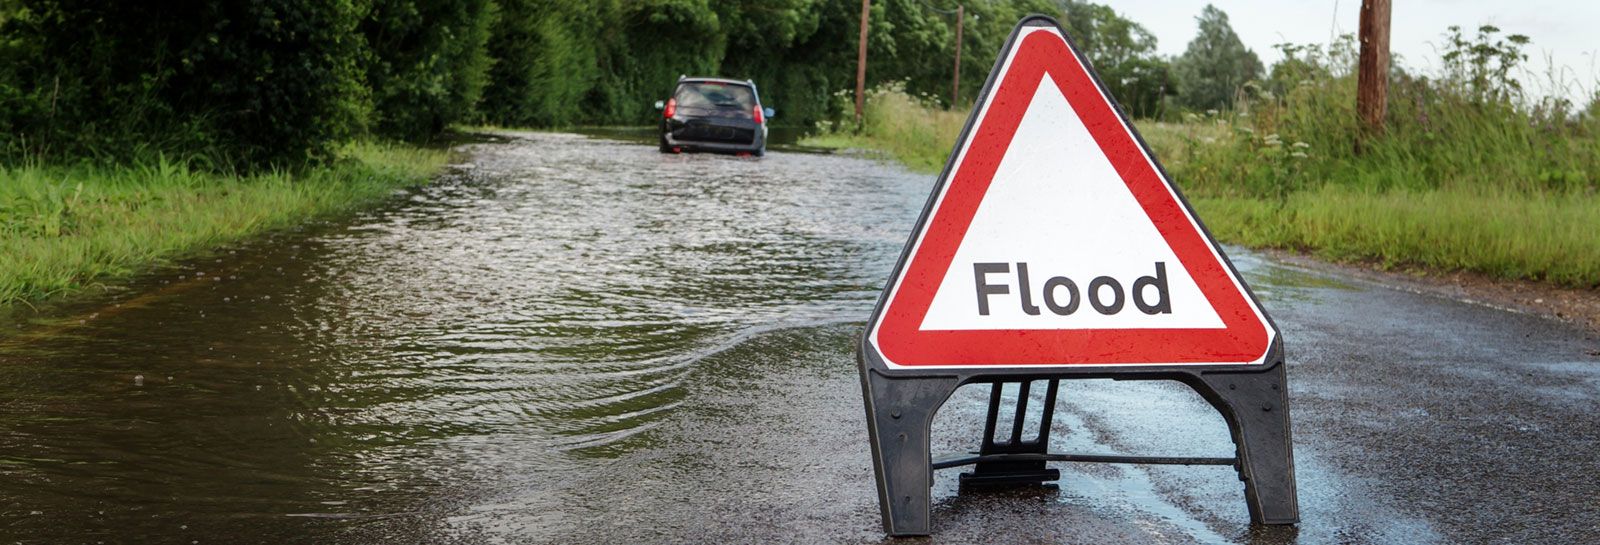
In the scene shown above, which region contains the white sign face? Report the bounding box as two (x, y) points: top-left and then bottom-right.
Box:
(919, 75), (1224, 331)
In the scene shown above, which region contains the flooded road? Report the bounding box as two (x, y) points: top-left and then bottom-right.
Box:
(3, 132), (1599, 544)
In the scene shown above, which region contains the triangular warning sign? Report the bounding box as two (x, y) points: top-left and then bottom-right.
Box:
(864, 20), (1276, 369)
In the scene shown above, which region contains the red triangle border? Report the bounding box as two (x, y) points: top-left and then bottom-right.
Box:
(870, 27), (1273, 368)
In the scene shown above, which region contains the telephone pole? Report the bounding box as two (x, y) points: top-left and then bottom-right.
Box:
(856, 0), (871, 122)
(951, 4), (964, 106)
(1356, 0), (1391, 136)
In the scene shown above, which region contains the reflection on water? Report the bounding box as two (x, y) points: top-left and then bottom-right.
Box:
(0, 132), (930, 542)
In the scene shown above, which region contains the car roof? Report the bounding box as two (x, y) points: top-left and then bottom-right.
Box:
(678, 77), (755, 87)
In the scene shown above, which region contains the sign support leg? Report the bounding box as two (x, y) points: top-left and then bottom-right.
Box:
(860, 370), (959, 536)
(1189, 364), (1299, 525)
(960, 380), (1061, 487)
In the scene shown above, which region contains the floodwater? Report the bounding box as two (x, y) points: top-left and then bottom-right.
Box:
(3, 132), (1598, 544)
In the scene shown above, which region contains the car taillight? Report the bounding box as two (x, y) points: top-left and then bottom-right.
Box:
(752, 105), (764, 124)
(663, 98), (677, 118)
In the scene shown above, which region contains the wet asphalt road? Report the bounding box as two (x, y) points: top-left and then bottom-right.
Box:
(3, 132), (1599, 544)
(459, 258), (1600, 545)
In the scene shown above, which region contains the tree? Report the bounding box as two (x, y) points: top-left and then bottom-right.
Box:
(1172, 4), (1261, 111)
(480, 0), (614, 127)
(362, 0), (497, 141)
(716, 0), (852, 125)
(1063, 1), (1156, 68)
(0, 0), (371, 167)
(1061, 1), (1173, 118)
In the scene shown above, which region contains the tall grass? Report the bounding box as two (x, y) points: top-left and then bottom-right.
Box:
(0, 143), (446, 307)
(1156, 33), (1600, 287)
(801, 85), (969, 173)
(1164, 72), (1600, 200)
(805, 47), (1600, 287)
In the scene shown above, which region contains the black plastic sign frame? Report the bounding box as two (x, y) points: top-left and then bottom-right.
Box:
(856, 15), (1298, 536)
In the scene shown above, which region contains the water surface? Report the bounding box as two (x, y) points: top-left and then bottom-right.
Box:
(0, 133), (926, 542)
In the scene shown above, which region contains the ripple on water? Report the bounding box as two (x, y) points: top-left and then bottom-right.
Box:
(0, 132), (934, 541)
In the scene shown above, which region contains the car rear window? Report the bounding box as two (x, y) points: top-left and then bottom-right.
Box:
(674, 82), (757, 112)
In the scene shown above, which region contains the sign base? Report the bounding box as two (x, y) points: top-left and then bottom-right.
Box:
(858, 362), (1299, 536)
(956, 381), (1061, 489)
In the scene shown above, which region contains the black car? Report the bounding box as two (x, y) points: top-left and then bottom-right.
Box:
(654, 76), (774, 156)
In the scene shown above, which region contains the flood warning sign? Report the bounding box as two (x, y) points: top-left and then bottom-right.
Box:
(864, 25), (1276, 368)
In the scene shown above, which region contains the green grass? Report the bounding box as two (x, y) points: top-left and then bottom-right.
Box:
(1191, 187), (1600, 286)
(805, 87), (1600, 288)
(0, 142), (447, 307)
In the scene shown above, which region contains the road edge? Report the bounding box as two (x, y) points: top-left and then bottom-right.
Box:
(1262, 248), (1600, 339)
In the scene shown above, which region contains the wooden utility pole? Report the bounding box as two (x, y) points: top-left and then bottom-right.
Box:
(856, 0), (871, 122)
(1356, 0), (1391, 135)
(951, 4), (964, 106)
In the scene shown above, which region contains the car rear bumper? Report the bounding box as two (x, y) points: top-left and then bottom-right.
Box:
(670, 123), (757, 144)
(662, 132), (765, 154)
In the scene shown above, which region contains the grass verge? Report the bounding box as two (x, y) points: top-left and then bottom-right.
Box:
(0, 142), (447, 308)
(1190, 187), (1600, 286)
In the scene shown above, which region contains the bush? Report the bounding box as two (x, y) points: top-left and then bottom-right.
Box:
(0, 0), (370, 169)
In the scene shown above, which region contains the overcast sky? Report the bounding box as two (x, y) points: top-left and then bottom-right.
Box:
(1103, 0), (1600, 102)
